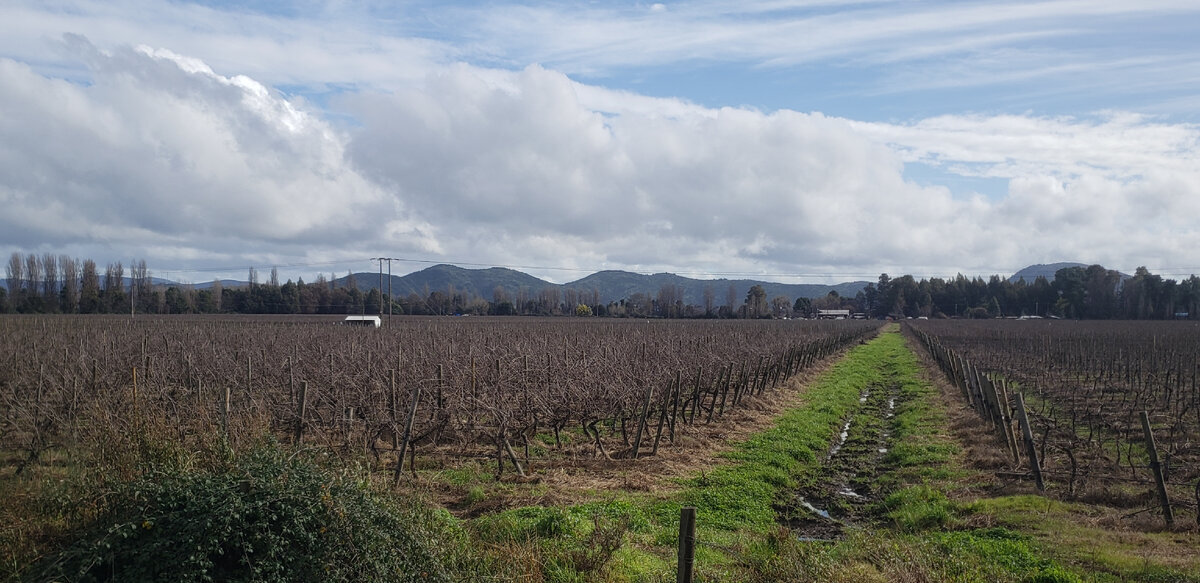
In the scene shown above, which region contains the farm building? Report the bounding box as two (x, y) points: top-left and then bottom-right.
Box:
(816, 309), (851, 319)
(342, 315), (382, 328)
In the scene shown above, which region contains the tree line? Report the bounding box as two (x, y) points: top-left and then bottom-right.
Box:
(3, 253), (1196, 319)
(858, 265), (1200, 320)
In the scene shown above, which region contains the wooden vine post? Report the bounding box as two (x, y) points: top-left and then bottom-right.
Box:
(1014, 392), (1045, 492)
(394, 383), (421, 485)
(631, 385), (654, 459)
(293, 381), (308, 445)
(677, 507), (696, 583)
(221, 384), (232, 439)
(1139, 410), (1174, 526)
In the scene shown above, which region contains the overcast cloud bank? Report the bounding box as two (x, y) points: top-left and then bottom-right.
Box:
(2, 1), (1198, 283)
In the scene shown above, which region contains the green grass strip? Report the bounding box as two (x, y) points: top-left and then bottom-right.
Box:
(666, 329), (905, 533)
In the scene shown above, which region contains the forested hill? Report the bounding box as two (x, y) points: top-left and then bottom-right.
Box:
(563, 270), (868, 306)
(1008, 262), (1131, 283)
(348, 264), (554, 302)
(337, 264), (870, 304)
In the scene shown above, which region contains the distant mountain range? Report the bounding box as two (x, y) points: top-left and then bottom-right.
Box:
(0, 263), (1146, 300)
(336, 264), (871, 304)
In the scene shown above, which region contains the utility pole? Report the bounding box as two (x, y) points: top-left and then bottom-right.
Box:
(371, 257), (399, 320)
(372, 258), (384, 316)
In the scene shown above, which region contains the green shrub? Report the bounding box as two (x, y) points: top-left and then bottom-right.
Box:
(30, 442), (450, 583)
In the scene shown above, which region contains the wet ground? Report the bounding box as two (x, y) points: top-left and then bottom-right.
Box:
(777, 383), (900, 539)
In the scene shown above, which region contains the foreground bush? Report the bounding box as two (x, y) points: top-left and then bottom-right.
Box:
(30, 442), (450, 583)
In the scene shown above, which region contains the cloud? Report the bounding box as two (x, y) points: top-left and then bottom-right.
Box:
(2, 37), (1199, 284)
(0, 1), (449, 91)
(342, 63), (996, 277)
(340, 62), (1200, 278)
(447, 0), (1200, 73)
(851, 111), (1200, 271)
(0, 36), (438, 270)
(852, 112), (1200, 179)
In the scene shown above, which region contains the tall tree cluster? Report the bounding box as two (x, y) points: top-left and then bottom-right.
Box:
(857, 265), (1200, 320)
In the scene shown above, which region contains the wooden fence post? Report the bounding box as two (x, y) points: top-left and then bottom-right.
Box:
(677, 507), (696, 583)
(652, 382), (672, 456)
(668, 370), (682, 442)
(1139, 411), (1174, 526)
(632, 385), (655, 459)
(1014, 393), (1045, 492)
(293, 381), (308, 445)
(389, 369), (399, 450)
(221, 385), (231, 439)
(394, 384), (422, 485)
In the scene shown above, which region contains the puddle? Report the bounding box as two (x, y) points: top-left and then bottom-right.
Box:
(837, 486), (864, 499)
(783, 384), (904, 539)
(797, 498), (832, 520)
(829, 419), (853, 458)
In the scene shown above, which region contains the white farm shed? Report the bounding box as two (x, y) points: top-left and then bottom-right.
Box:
(816, 309), (851, 320)
(342, 315), (382, 328)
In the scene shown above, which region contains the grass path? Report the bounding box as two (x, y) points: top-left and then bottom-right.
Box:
(458, 327), (1080, 581)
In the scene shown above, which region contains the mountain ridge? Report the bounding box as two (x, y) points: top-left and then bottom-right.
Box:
(0, 263), (1149, 300)
(334, 264), (870, 305)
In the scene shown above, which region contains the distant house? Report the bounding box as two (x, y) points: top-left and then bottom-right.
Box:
(342, 315), (381, 328)
(817, 309), (851, 320)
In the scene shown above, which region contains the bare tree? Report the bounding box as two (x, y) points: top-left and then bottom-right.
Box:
(5, 252), (23, 306)
(104, 262), (125, 312)
(41, 253), (59, 309)
(24, 254), (43, 311)
(771, 295), (792, 318)
(492, 285), (509, 305)
(211, 279), (223, 311)
(657, 284), (683, 318)
(79, 260), (101, 313)
(517, 286), (530, 315)
(59, 255), (79, 313)
(564, 288), (579, 313)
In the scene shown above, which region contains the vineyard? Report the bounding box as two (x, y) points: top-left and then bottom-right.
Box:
(909, 319), (1200, 525)
(0, 315), (880, 481)
(5, 315), (1200, 581)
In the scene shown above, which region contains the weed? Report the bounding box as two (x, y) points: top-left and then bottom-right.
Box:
(27, 439), (451, 583)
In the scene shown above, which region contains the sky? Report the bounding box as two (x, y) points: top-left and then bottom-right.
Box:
(2, 0), (1199, 285)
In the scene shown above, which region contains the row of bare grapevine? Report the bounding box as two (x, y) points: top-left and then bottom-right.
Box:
(0, 315), (880, 477)
(908, 319), (1199, 523)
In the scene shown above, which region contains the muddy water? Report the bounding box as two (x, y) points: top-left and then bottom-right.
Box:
(780, 383), (903, 539)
